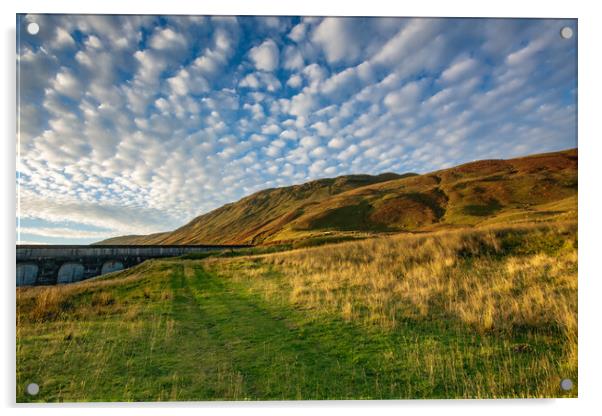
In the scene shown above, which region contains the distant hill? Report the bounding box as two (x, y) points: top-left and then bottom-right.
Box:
(96, 149), (577, 245)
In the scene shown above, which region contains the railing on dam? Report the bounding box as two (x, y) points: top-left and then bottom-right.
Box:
(16, 244), (251, 286)
(16, 244), (250, 259)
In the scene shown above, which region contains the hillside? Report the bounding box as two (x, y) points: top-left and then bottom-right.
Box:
(98, 172), (414, 245)
(97, 149), (577, 245)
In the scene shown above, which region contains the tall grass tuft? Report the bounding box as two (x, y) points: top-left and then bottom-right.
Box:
(28, 287), (73, 322)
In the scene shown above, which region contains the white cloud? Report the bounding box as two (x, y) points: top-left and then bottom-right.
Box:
(244, 103), (265, 119)
(261, 124), (282, 135)
(239, 72), (281, 92)
(239, 73), (260, 88)
(302, 63), (327, 85)
(328, 137), (345, 149)
(133, 49), (168, 87)
(320, 66), (359, 98)
(310, 146), (328, 157)
(383, 80), (423, 111)
(324, 166), (337, 175)
(168, 68), (209, 95)
(281, 163), (295, 177)
(250, 134), (267, 143)
(372, 18), (441, 68)
(311, 18), (360, 64)
(264, 145), (282, 157)
(300, 136), (320, 148)
(309, 160), (328, 175)
(286, 73), (303, 88)
(52, 68), (82, 99)
(19, 226), (114, 240)
(283, 46), (304, 70)
(506, 32), (554, 66)
(249, 39), (279, 71)
(440, 57), (479, 83)
(150, 27), (187, 51)
(19, 191), (179, 237)
(279, 130), (297, 140)
(289, 91), (317, 117)
(311, 121), (332, 137)
(288, 23), (307, 42)
(337, 144), (359, 160)
(85, 35), (103, 49)
(154, 97), (170, 112)
(52, 27), (76, 49)
(272, 139), (286, 148)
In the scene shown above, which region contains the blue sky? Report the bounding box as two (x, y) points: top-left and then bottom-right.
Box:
(16, 15), (577, 245)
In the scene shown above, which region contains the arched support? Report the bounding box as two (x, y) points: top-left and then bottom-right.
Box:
(16, 263), (39, 286)
(57, 263), (85, 284)
(101, 260), (124, 275)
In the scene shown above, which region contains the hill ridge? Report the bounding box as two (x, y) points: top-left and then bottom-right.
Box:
(96, 148), (577, 246)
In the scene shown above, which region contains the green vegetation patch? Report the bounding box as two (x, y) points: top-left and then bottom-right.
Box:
(462, 198), (502, 217)
(179, 244), (293, 260)
(291, 235), (365, 249)
(300, 201), (382, 232)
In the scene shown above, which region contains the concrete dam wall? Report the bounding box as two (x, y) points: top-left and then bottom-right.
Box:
(16, 245), (249, 286)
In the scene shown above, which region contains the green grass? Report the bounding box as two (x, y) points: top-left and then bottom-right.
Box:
(462, 198), (502, 217)
(178, 235), (367, 258)
(290, 234), (366, 249)
(17, 223), (577, 401)
(178, 244), (293, 260)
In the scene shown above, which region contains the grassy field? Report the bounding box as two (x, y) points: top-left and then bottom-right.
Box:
(16, 221), (577, 401)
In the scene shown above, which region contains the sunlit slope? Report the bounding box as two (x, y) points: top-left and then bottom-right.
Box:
(98, 149), (576, 245)
(98, 173), (412, 245)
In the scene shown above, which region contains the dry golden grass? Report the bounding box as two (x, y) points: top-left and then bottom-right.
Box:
(16, 260), (165, 324)
(26, 286), (73, 323)
(201, 221), (577, 398)
(210, 222), (577, 340)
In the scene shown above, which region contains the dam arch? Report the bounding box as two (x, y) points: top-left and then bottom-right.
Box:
(57, 263), (85, 284)
(101, 260), (124, 275)
(16, 244), (251, 285)
(16, 263), (38, 286)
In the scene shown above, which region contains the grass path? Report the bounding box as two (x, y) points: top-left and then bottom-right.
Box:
(178, 263), (385, 399)
(176, 264), (560, 399)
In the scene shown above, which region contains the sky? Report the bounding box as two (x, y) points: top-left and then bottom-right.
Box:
(16, 15), (577, 245)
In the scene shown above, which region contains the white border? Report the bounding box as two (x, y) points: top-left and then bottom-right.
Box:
(3, 1), (601, 415)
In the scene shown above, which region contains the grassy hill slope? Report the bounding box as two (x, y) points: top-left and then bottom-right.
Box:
(98, 173), (413, 245)
(98, 149), (577, 245)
